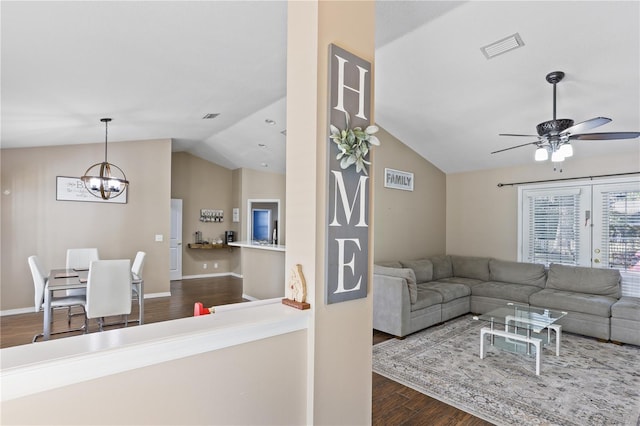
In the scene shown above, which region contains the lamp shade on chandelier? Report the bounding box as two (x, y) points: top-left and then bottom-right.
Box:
(81, 118), (129, 200)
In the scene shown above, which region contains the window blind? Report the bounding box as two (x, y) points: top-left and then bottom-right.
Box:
(526, 192), (582, 266)
(599, 190), (640, 297)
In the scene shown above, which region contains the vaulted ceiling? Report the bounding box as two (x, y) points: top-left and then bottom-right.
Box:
(2, 1), (638, 174)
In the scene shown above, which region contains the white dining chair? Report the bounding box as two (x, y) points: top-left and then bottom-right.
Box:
(29, 255), (86, 342)
(85, 259), (132, 332)
(65, 248), (99, 323)
(131, 251), (146, 292)
(131, 251), (146, 325)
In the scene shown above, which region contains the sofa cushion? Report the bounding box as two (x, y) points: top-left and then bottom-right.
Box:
(412, 285), (444, 311)
(421, 281), (470, 303)
(374, 265), (418, 304)
(612, 297), (640, 321)
(471, 281), (541, 304)
(399, 259), (433, 283)
(451, 256), (490, 281)
(428, 255), (453, 280)
(529, 289), (616, 317)
(437, 277), (484, 287)
(546, 263), (621, 298)
(489, 259), (546, 288)
(375, 260), (403, 269)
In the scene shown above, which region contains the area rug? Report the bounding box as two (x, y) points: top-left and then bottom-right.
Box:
(372, 315), (640, 426)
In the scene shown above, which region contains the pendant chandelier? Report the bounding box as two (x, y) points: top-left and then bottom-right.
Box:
(81, 118), (129, 200)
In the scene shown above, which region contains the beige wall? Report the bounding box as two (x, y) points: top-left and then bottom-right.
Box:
(286, 1), (375, 424)
(241, 249), (286, 299)
(234, 168), (286, 298)
(1, 330), (308, 425)
(1, 139), (171, 311)
(171, 152), (239, 276)
(446, 152), (640, 260)
(373, 127), (447, 261)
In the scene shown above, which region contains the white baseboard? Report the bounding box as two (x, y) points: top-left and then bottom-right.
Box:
(242, 294), (260, 302)
(1, 292), (172, 317)
(180, 272), (243, 280)
(0, 307), (34, 317)
(145, 292), (172, 299)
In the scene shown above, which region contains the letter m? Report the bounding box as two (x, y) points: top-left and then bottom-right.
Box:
(329, 171), (368, 227)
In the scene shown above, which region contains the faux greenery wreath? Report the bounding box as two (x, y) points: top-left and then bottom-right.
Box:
(329, 112), (380, 175)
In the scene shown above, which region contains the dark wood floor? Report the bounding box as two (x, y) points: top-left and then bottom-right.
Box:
(1, 277), (492, 425)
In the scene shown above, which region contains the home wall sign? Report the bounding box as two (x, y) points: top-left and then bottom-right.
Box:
(384, 168), (414, 191)
(56, 176), (127, 204)
(325, 44), (372, 304)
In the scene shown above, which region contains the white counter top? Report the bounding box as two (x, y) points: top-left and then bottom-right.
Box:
(0, 298), (309, 401)
(228, 241), (286, 252)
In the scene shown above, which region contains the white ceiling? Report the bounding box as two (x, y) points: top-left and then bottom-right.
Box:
(2, 1), (639, 175)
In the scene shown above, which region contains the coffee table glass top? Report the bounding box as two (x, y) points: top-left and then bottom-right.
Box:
(473, 303), (567, 333)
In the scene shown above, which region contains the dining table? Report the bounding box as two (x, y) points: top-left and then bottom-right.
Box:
(44, 268), (144, 340)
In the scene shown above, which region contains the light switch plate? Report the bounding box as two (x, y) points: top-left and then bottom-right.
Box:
(155, 234), (163, 242)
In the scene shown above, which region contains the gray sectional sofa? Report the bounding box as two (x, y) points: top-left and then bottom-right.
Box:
(373, 255), (639, 346)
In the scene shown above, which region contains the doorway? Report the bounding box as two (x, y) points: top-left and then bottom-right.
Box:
(170, 198), (183, 280)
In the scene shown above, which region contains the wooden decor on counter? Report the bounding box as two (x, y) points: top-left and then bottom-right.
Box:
(282, 264), (310, 310)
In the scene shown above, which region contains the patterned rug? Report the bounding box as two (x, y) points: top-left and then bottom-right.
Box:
(372, 315), (640, 426)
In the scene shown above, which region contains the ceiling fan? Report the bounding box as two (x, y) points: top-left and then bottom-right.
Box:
(492, 71), (640, 168)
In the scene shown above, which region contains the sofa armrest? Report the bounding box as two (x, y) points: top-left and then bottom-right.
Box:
(373, 274), (411, 337)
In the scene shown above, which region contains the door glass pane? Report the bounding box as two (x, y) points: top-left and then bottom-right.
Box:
(595, 184), (640, 297)
(523, 189), (586, 266)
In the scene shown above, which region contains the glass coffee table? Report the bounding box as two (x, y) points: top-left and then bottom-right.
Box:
(473, 303), (567, 375)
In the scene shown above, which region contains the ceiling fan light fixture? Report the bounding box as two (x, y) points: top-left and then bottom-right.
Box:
(558, 143), (573, 158)
(534, 147), (549, 161)
(551, 150), (565, 163)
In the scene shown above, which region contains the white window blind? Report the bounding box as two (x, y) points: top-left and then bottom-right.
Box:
(525, 190), (582, 266)
(520, 178), (640, 298)
(598, 189), (640, 297)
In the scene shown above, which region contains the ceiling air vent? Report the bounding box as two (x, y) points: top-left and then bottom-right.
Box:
(202, 113), (220, 119)
(481, 33), (524, 59)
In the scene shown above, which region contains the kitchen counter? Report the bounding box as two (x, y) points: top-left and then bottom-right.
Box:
(228, 241), (286, 252)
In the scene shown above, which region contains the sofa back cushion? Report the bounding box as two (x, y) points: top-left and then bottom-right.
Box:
(546, 263), (621, 298)
(428, 255), (453, 280)
(399, 259), (433, 283)
(489, 259), (547, 288)
(375, 260), (402, 269)
(374, 265), (418, 304)
(451, 256), (490, 281)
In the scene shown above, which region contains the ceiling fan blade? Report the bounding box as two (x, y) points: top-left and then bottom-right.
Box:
(491, 141), (538, 154)
(569, 132), (640, 141)
(561, 117), (611, 135)
(499, 133), (539, 138)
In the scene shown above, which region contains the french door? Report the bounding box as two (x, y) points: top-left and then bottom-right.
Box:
(519, 177), (640, 297)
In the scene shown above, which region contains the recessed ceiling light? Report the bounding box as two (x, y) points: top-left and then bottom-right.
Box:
(265, 119), (276, 125)
(260, 162), (268, 168)
(481, 33), (524, 59)
(258, 143), (266, 148)
(202, 113), (220, 119)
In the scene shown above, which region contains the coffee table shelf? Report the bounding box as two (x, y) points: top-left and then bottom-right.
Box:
(473, 303), (567, 375)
